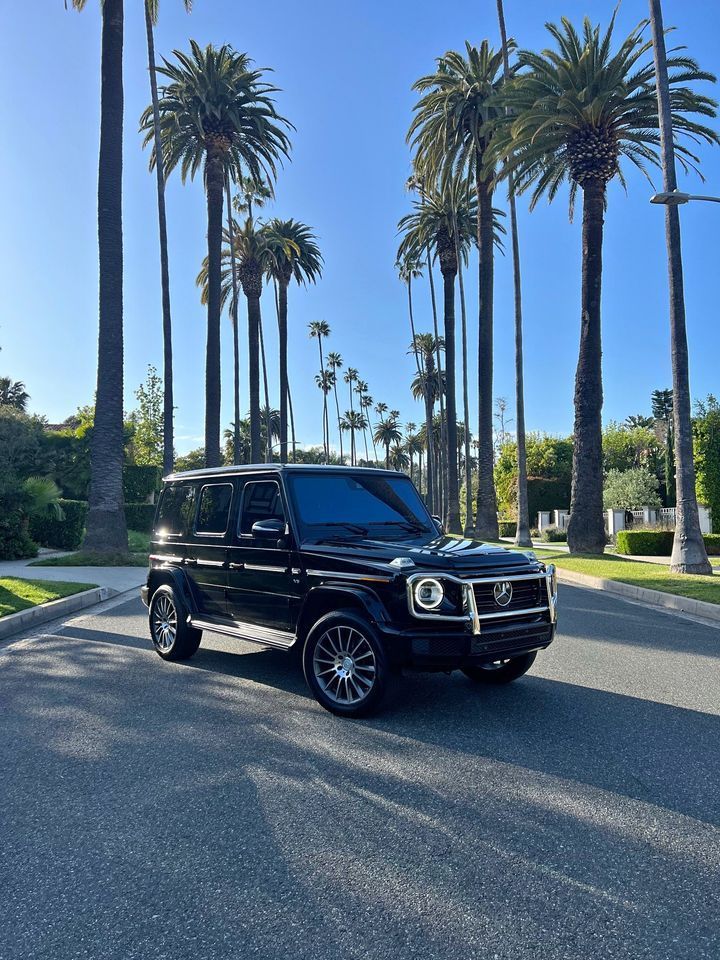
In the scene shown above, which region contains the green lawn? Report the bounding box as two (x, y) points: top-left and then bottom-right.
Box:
(30, 529), (150, 568)
(499, 543), (720, 606)
(0, 577), (97, 619)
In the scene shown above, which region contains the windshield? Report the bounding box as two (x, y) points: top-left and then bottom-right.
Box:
(287, 473), (435, 540)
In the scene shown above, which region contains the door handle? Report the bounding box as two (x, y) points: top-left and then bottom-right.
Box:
(228, 562), (244, 571)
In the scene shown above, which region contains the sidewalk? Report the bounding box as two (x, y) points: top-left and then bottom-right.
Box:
(499, 537), (720, 570)
(0, 556), (146, 593)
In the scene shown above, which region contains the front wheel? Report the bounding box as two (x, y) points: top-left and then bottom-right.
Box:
(303, 611), (389, 718)
(462, 651), (537, 685)
(149, 584), (202, 661)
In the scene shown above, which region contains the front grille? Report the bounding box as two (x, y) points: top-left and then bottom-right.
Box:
(472, 577), (545, 615)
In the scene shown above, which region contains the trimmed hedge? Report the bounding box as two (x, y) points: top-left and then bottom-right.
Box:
(29, 499), (88, 551)
(0, 511), (37, 560)
(125, 502), (156, 533)
(616, 529), (720, 556)
(123, 465), (161, 504)
(540, 525), (567, 543)
(527, 478), (571, 530)
(498, 521), (517, 538)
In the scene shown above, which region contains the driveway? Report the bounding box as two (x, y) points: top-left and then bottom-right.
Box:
(1, 585), (718, 959)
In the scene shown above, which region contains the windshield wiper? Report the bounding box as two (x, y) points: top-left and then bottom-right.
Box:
(315, 522), (369, 537)
(369, 520), (427, 534)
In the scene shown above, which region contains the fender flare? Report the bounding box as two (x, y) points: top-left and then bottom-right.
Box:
(146, 566), (199, 617)
(297, 583), (391, 639)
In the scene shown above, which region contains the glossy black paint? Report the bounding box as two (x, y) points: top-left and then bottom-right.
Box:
(143, 464), (556, 668)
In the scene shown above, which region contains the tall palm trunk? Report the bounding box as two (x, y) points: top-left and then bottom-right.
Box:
(225, 178), (241, 464)
(407, 277), (433, 511)
(274, 278), (296, 462)
(246, 290), (262, 462)
(385, 442), (390, 470)
(203, 152), (224, 468)
(456, 236), (473, 535)
(496, 0), (531, 547)
(316, 339), (328, 462)
(258, 315), (271, 461)
(288, 381), (297, 462)
(144, 0), (173, 477)
(332, 381), (343, 461)
(567, 179), (606, 554)
(277, 278), (289, 462)
(427, 249), (446, 516)
(84, 0), (127, 552)
(474, 167), (499, 539)
(649, 0), (711, 573)
(441, 262), (461, 533)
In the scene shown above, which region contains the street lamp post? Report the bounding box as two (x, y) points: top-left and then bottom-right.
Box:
(650, 189), (720, 205)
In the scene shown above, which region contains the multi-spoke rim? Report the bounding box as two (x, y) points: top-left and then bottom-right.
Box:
(152, 594), (177, 652)
(478, 658), (512, 671)
(313, 625), (376, 705)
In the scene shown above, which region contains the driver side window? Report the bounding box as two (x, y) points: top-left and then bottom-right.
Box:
(238, 480), (285, 536)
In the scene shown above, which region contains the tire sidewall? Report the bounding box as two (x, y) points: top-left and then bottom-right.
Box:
(303, 610), (388, 718)
(149, 583), (199, 661)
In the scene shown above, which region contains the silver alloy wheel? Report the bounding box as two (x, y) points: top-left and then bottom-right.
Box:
(152, 595), (177, 652)
(313, 625), (376, 705)
(478, 658), (512, 670)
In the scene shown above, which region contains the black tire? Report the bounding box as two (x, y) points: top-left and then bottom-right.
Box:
(149, 584), (202, 662)
(303, 610), (389, 718)
(462, 651), (537, 685)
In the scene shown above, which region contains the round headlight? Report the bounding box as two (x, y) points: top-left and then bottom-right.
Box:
(414, 577), (444, 610)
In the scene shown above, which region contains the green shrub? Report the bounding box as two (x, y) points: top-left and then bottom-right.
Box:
(540, 526), (567, 543)
(498, 521), (517, 538)
(0, 511), (37, 560)
(123, 465), (161, 503)
(29, 499), (88, 551)
(125, 502), (156, 533)
(704, 534), (720, 555)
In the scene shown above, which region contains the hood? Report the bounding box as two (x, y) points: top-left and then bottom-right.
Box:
(302, 534), (539, 576)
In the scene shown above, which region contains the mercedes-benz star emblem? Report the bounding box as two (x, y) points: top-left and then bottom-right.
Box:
(493, 581), (513, 607)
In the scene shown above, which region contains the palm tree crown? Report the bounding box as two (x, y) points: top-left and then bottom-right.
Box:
(140, 41), (292, 185)
(491, 15), (719, 212)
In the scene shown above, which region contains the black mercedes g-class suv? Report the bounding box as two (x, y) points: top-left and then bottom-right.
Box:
(142, 464), (557, 717)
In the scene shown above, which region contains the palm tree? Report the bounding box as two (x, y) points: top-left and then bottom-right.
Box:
(309, 321), (331, 460)
(355, 380), (371, 464)
(492, 14), (718, 554)
(360, 393), (376, 464)
(399, 180), (493, 534)
(143, 0), (192, 476)
(259, 406), (281, 460)
(340, 410), (366, 466)
(344, 367), (359, 418)
(410, 41), (506, 540)
(326, 352), (344, 462)
(264, 218), (322, 463)
(71, 0), (128, 552)
(315, 370), (334, 458)
(390, 444), (410, 473)
(410, 333), (444, 506)
(0, 378), (30, 412)
(495, 0), (531, 548)
(141, 42), (291, 467)
(649, 0), (713, 575)
(374, 418), (403, 470)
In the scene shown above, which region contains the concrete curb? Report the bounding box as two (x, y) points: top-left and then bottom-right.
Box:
(0, 586), (116, 640)
(556, 568), (720, 624)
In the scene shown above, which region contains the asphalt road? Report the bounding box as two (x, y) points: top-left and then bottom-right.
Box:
(1, 585), (719, 960)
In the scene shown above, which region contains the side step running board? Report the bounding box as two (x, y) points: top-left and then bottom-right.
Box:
(189, 618), (296, 651)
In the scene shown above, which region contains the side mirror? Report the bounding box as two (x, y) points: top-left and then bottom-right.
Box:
(431, 515), (444, 535)
(251, 518), (286, 540)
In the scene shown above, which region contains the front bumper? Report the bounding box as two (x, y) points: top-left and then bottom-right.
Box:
(140, 585), (149, 607)
(377, 617), (556, 670)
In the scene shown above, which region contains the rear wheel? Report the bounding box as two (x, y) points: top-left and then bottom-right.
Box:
(149, 584), (202, 661)
(462, 651), (537, 685)
(303, 611), (389, 718)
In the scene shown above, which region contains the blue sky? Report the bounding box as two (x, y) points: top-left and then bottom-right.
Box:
(1, 0), (718, 453)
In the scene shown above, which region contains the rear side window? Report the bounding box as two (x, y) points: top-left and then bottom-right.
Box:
(238, 480), (285, 536)
(196, 483), (234, 535)
(155, 483), (197, 536)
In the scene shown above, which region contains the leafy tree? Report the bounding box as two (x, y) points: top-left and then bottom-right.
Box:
(128, 365), (164, 466)
(492, 13), (718, 555)
(603, 468), (661, 510)
(141, 42), (291, 466)
(693, 396), (720, 534)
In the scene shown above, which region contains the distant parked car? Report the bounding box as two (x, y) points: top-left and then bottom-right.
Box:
(141, 464), (557, 717)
